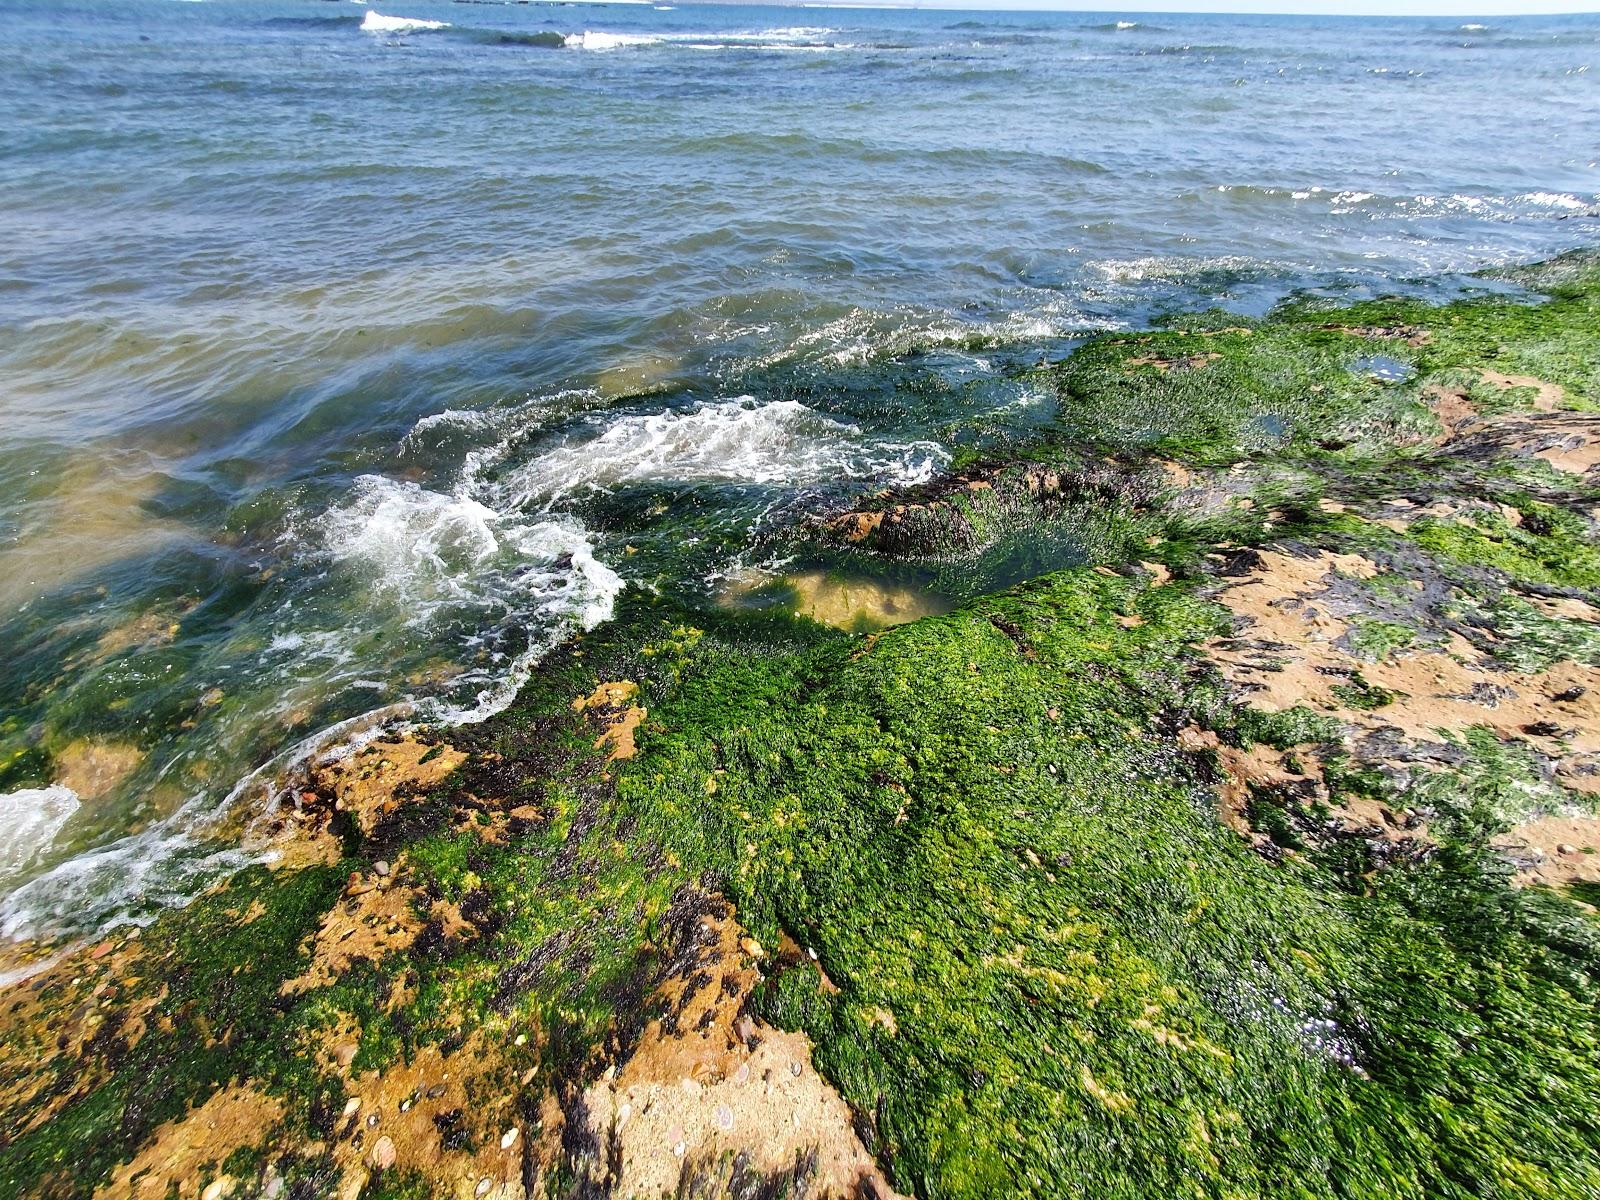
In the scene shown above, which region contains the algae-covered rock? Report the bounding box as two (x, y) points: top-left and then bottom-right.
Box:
(5, 256), (1600, 1199)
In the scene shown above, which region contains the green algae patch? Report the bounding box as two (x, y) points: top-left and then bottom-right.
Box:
(1408, 502), (1600, 592)
(592, 570), (1600, 1199)
(0, 863), (349, 1197)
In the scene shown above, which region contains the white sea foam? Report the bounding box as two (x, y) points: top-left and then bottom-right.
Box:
(405, 408), (499, 439)
(1522, 191), (1590, 211)
(361, 11), (449, 33)
(566, 26), (840, 51)
(322, 475), (621, 631)
(0, 786), (80, 882)
(565, 30), (661, 50)
(1116, 21), (1138, 30)
(322, 478), (503, 614)
(503, 397), (945, 505)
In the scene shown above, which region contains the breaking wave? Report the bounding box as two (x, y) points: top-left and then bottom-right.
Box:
(501, 397), (946, 505)
(361, 11), (450, 33)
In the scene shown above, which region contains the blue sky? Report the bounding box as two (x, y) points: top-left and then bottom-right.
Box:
(849, 1), (1598, 12)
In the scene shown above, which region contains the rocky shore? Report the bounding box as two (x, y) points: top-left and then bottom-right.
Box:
(4, 251), (1600, 1199)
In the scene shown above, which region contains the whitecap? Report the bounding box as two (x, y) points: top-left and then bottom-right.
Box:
(320, 475), (620, 633)
(0, 786), (80, 882)
(1521, 191), (1589, 211)
(321, 477), (502, 614)
(361, 11), (449, 33)
(565, 30), (660, 50)
(501, 397), (945, 505)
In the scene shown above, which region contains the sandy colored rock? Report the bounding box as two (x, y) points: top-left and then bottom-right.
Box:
(572, 898), (906, 1199)
(1479, 370), (1566, 413)
(573, 680), (646, 762)
(1493, 814), (1600, 888)
(1423, 372), (1600, 478)
(280, 870), (432, 995)
(1207, 549), (1600, 797)
(96, 1086), (283, 1200)
(315, 1036), (530, 1200)
(54, 738), (144, 800)
(0, 931), (158, 1139)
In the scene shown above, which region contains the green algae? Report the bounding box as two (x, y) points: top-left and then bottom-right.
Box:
(0, 863), (347, 1195)
(1344, 617), (1417, 663)
(1408, 504), (1600, 592)
(588, 572), (1600, 1198)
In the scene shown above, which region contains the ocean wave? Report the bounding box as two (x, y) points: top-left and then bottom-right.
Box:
(0, 472), (622, 942)
(362, 11), (450, 34)
(319, 475), (621, 644)
(263, 14), (365, 29)
(756, 302), (1103, 370)
(1088, 253), (1280, 285)
(1202, 184), (1598, 220)
(564, 30), (659, 50)
(501, 397), (946, 505)
(321, 478), (504, 614)
(565, 27), (845, 52)
(482, 30), (568, 48)
(0, 786), (79, 885)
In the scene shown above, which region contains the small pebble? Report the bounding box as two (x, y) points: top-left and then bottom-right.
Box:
(475, 1178), (492, 1197)
(367, 1112), (380, 1128)
(715, 1103), (735, 1132)
(500, 1127), (519, 1150)
(1558, 843), (1579, 855)
(200, 1178), (233, 1200)
(374, 860), (391, 877)
(370, 1136), (396, 1170)
(261, 1173), (284, 1200)
(789, 1061), (802, 1077)
(513, 1033), (527, 1047)
(426, 1083), (447, 1099)
(342, 1096), (362, 1118)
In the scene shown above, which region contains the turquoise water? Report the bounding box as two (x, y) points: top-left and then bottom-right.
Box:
(1, 0), (1596, 939)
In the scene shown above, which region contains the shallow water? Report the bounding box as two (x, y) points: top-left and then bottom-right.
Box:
(0, 0), (1596, 938)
